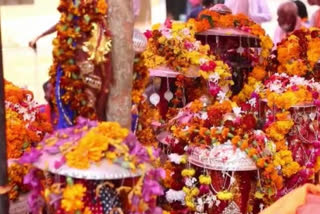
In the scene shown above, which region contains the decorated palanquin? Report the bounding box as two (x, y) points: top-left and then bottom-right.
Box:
(189, 4), (273, 95)
(49, 0), (112, 129)
(19, 118), (164, 214)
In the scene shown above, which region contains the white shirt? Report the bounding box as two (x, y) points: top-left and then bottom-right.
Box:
(224, 0), (271, 24)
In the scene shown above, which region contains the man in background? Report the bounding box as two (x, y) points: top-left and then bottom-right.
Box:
(274, 1), (304, 45)
(224, 0), (271, 24)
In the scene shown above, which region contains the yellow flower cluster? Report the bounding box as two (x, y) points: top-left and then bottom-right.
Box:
(199, 60), (233, 90)
(66, 122), (130, 169)
(61, 184), (86, 212)
(183, 186), (199, 210)
(181, 168), (196, 177)
(307, 35), (320, 68)
(266, 120), (294, 142)
(199, 175), (211, 185)
(217, 191), (234, 201)
(233, 77), (263, 103)
(276, 28), (320, 78)
(273, 150), (301, 177)
(265, 86), (313, 109)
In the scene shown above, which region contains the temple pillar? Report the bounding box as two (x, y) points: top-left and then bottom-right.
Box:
(107, 0), (134, 129)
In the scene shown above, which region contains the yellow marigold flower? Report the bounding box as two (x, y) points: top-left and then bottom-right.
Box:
(181, 168), (196, 177)
(199, 175), (211, 185)
(217, 191), (234, 201)
(190, 187), (199, 196)
(61, 184), (86, 212)
(152, 23), (161, 31)
(183, 186), (191, 194)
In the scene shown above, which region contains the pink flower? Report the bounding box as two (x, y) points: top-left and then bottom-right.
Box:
(314, 99), (320, 107)
(164, 19), (172, 28)
(54, 156), (66, 170)
(209, 82), (221, 97)
(199, 185), (210, 195)
(144, 30), (152, 39)
(184, 41), (193, 50)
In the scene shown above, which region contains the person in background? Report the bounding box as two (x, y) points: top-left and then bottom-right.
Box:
(274, 1), (304, 45)
(224, 0), (271, 24)
(166, 0), (187, 20)
(293, 0), (309, 26)
(38, 81), (55, 126)
(308, 0), (320, 27)
(187, 0), (203, 19)
(29, 0), (142, 49)
(186, 0), (224, 20)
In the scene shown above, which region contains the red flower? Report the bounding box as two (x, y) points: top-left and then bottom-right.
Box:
(240, 114), (256, 131)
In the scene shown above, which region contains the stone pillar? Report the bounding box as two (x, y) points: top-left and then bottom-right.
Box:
(107, 0), (134, 129)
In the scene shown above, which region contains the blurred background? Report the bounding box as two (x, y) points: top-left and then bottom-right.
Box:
(1, 0), (318, 103)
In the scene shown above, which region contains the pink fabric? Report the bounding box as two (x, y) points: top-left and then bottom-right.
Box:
(297, 194), (320, 214)
(273, 17), (304, 45)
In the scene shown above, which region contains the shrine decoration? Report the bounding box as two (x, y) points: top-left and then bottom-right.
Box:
(269, 28), (320, 80)
(187, 7), (273, 96)
(185, 144), (257, 214)
(4, 80), (52, 204)
(258, 73), (320, 198)
(20, 117), (164, 213)
(134, 20), (233, 149)
(160, 93), (306, 211)
(49, 0), (112, 127)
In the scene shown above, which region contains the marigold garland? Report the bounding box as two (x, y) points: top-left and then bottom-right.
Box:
(49, 0), (110, 121)
(273, 28), (320, 79)
(5, 81), (52, 159)
(144, 20), (233, 90)
(8, 163), (30, 201)
(65, 122), (131, 169)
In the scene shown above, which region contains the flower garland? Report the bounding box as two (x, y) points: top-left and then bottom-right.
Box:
(143, 20), (233, 90)
(261, 73), (319, 109)
(132, 54), (150, 105)
(49, 0), (110, 121)
(8, 163), (30, 201)
(273, 28), (320, 79)
(165, 97), (303, 205)
(5, 81), (52, 159)
(21, 118), (155, 171)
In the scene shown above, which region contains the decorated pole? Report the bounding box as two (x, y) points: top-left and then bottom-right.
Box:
(0, 1), (34, 213)
(0, 9), (9, 214)
(106, 0), (134, 129)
